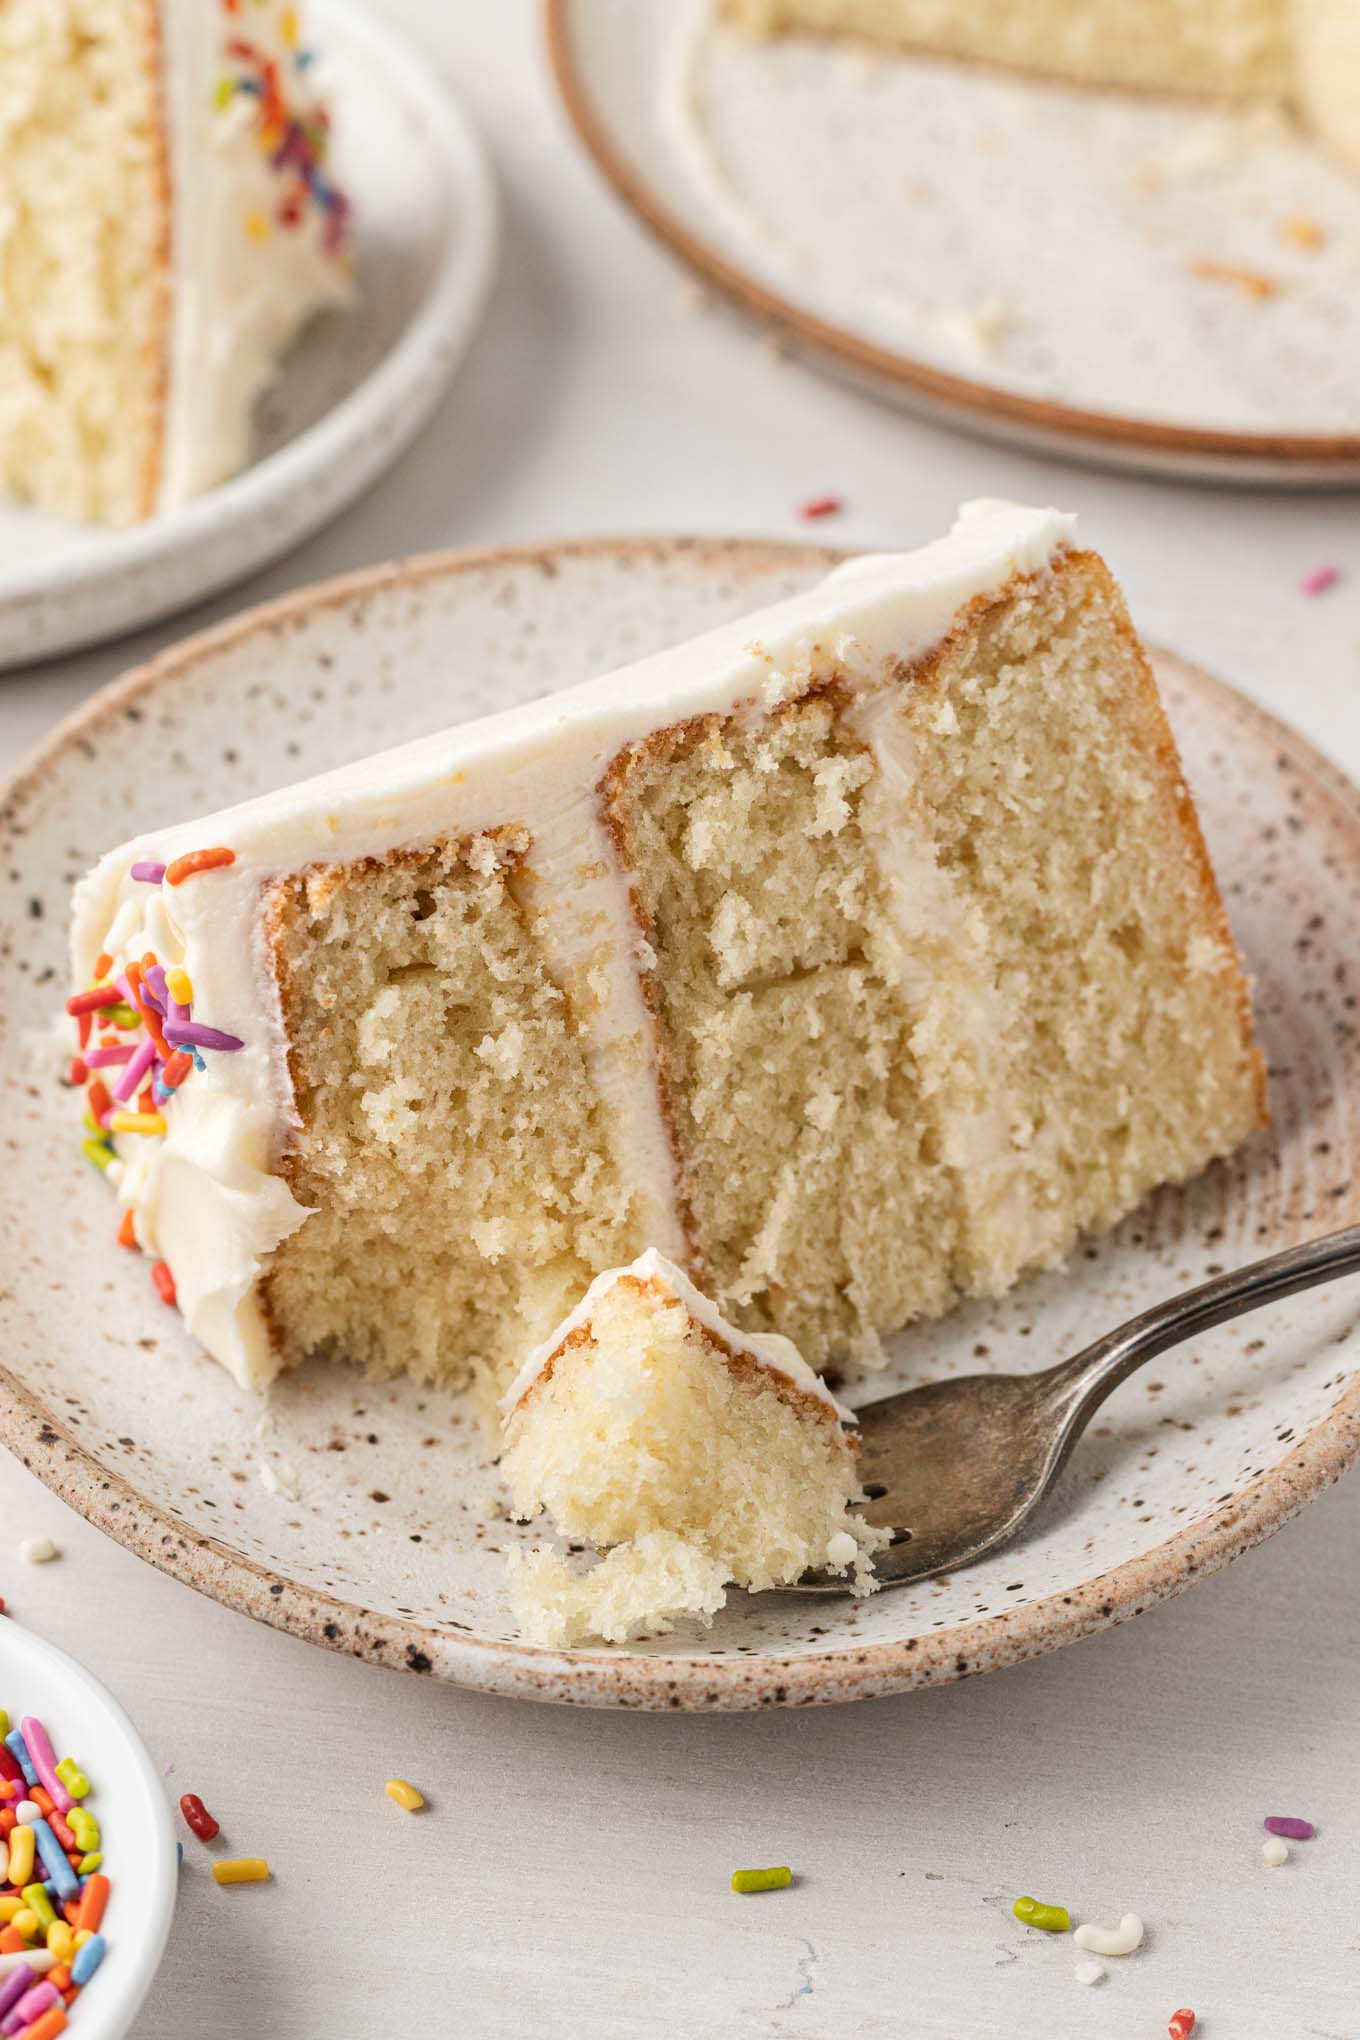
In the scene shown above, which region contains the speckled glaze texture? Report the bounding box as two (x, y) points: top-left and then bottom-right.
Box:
(3, 538), (1359, 1710)
(549, 0), (1360, 484)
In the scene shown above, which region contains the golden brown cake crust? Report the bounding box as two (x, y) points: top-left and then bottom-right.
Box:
(509, 1271), (844, 1430)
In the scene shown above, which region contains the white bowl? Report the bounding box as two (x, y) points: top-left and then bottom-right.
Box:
(0, 1623), (176, 2039)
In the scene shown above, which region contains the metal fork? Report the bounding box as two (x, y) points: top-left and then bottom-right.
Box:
(790, 1223), (1360, 1592)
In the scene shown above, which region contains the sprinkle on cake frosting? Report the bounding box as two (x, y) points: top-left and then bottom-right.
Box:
(68, 500), (1076, 1390)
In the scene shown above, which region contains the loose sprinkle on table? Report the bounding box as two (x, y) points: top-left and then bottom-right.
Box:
(730, 1867), (792, 1894)
(1073, 1914), (1144, 1956)
(1262, 1837), (1290, 1866)
(1299, 565), (1339, 598)
(1073, 1960), (1105, 1987)
(179, 1795), (220, 1843)
(1191, 258), (1282, 300)
(211, 1859), (269, 1886)
(384, 1780), (424, 1813)
(1169, 2011), (1196, 2039)
(1264, 1815), (1314, 1839)
(151, 1264), (177, 1309)
(799, 495), (844, 521)
(1012, 1896), (1071, 1933)
(18, 1541), (57, 1567)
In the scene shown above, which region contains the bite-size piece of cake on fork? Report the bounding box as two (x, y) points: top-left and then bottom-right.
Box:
(500, 1251), (889, 1648)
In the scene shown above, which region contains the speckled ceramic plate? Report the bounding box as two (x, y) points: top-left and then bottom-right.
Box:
(0, 0), (497, 669)
(2, 537), (1359, 1710)
(549, 0), (1360, 484)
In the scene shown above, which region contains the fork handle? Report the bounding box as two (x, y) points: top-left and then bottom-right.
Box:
(1042, 1221), (1360, 1437)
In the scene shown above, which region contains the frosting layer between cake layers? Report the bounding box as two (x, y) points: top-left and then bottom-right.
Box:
(69, 498), (1073, 1389)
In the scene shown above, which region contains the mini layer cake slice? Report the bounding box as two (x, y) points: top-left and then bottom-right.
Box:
(67, 502), (1267, 1404)
(0, 0), (351, 524)
(500, 1251), (888, 1648)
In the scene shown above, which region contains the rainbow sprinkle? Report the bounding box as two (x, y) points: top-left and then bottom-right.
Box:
(65, 850), (246, 1309)
(0, 1708), (110, 2030)
(214, 2), (352, 256)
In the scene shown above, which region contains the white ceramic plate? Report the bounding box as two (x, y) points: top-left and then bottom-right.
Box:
(0, 0), (497, 671)
(0, 1622), (177, 2039)
(2, 537), (1359, 1710)
(549, 0), (1360, 484)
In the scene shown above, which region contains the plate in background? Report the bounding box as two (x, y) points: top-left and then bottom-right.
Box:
(0, 0), (497, 671)
(0, 1621), (177, 2038)
(549, 0), (1360, 485)
(1, 536), (1359, 1709)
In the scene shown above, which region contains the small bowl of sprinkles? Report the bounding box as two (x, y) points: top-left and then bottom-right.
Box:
(0, 1624), (175, 2040)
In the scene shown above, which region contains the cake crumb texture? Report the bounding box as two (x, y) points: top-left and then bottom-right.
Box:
(604, 553), (1265, 1368)
(503, 1271), (886, 1648)
(262, 832), (643, 1403)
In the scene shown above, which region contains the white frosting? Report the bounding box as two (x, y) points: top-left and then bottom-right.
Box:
(69, 498), (1074, 1391)
(156, 0), (352, 511)
(500, 1248), (852, 1424)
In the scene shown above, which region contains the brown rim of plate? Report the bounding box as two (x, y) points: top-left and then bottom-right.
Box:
(543, 0), (1360, 477)
(3, 535), (1360, 1710)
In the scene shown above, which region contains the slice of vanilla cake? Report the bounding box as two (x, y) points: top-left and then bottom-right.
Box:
(0, 0), (351, 525)
(501, 1251), (887, 1647)
(718, 0), (1360, 174)
(65, 502), (1268, 1405)
(717, 0), (1292, 99)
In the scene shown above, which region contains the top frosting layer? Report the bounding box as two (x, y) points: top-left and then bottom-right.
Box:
(69, 498), (1074, 1391)
(500, 1249), (853, 1423)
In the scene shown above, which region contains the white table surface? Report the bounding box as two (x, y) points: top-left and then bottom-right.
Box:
(3, 5), (1359, 2035)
